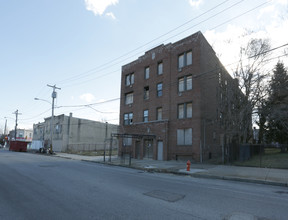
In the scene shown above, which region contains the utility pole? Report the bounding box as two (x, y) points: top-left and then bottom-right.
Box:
(13, 110), (21, 140)
(4, 118), (7, 135)
(104, 122), (108, 162)
(47, 84), (61, 153)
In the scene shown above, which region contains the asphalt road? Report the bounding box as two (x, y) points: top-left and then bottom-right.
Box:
(1, 149), (288, 220)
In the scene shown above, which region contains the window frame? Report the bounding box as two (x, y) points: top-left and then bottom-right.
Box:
(178, 54), (185, 69)
(177, 128), (192, 145)
(157, 82), (163, 97)
(157, 61), (163, 75)
(144, 86), (149, 100)
(144, 66), (150, 79)
(125, 92), (133, 105)
(178, 75), (192, 92)
(178, 102), (192, 119)
(186, 51), (192, 66)
(124, 112), (133, 125)
(143, 109), (149, 122)
(157, 107), (162, 120)
(123, 137), (132, 146)
(178, 50), (192, 69)
(125, 73), (134, 86)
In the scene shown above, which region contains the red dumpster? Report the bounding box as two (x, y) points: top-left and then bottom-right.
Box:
(9, 141), (29, 152)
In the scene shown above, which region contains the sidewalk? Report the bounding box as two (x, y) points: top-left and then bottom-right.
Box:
(54, 153), (288, 187)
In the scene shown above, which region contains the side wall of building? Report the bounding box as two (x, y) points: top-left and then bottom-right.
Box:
(33, 114), (119, 152)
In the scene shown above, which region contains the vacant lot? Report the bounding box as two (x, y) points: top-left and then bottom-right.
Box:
(234, 148), (288, 169)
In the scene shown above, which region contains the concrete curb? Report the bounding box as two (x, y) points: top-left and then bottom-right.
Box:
(52, 154), (288, 188)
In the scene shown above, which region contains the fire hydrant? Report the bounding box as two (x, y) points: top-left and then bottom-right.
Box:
(186, 160), (191, 171)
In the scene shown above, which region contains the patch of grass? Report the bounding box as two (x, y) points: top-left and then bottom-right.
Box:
(233, 148), (288, 169)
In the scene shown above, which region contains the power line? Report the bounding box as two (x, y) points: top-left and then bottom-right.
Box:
(19, 43), (288, 124)
(56, 97), (120, 108)
(59, 0), (273, 89)
(56, 0), (248, 87)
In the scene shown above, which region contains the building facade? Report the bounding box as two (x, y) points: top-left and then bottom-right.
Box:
(9, 129), (33, 141)
(119, 31), (245, 162)
(33, 113), (119, 152)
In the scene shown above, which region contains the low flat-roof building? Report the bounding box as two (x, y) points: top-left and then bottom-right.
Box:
(33, 113), (119, 152)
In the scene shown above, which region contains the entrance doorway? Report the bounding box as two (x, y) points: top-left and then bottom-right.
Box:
(135, 141), (140, 159)
(144, 139), (153, 159)
(157, 141), (163, 160)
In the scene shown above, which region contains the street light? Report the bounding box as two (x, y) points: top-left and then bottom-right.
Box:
(34, 98), (51, 104)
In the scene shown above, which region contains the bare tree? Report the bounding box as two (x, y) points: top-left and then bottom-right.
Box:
(233, 38), (271, 143)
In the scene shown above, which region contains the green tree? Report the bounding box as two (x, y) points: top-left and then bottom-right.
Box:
(266, 61), (288, 145)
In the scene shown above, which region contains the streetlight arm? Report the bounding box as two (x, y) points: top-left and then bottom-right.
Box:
(34, 98), (51, 105)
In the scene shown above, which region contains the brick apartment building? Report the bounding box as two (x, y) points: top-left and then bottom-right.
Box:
(119, 31), (245, 162)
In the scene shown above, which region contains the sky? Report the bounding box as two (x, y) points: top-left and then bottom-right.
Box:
(0, 0), (287, 133)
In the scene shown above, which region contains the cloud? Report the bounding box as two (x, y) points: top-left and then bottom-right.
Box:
(80, 93), (95, 102)
(257, 5), (275, 20)
(204, 17), (288, 74)
(274, 0), (288, 5)
(84, 0), (118, 16)
(106, 12), (116, 20)
(188, 0), (203, 8)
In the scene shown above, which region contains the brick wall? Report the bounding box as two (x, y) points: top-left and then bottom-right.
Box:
(120, 31), (242, 162)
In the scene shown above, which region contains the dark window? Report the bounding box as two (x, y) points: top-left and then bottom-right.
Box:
(144, 86), (149, 100)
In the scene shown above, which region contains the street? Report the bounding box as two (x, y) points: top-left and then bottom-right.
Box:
(1, 149), (288, 220)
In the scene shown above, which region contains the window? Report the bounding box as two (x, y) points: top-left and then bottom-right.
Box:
(157, 107), (162, 120)
(125, 92), (133, 105)
(177, 128), (192, 145)
(143, 110), (149, 122)
(145, 67), (150, 79)
(125, 73), (134, 86)
(187, 75), (192, 90)
(124, 113), (133, 125)
(157, 83), (163, 97)
(186, 51), (192, 65)
(178, 104), (184, 119)
(157, 62), (163, 75)
(218, 72), (222, 85)
(178, 54), (184, 69)
(178, 102), (192, 119)
(123, 137), (132, 146)
(179, 77), (185, 92)
(178, 50), (192, 69)
(186, 103), (192, 118)
(55, 124), (62, 134)
(178, 75), (192, 92)
(144, 86), (149, 100)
